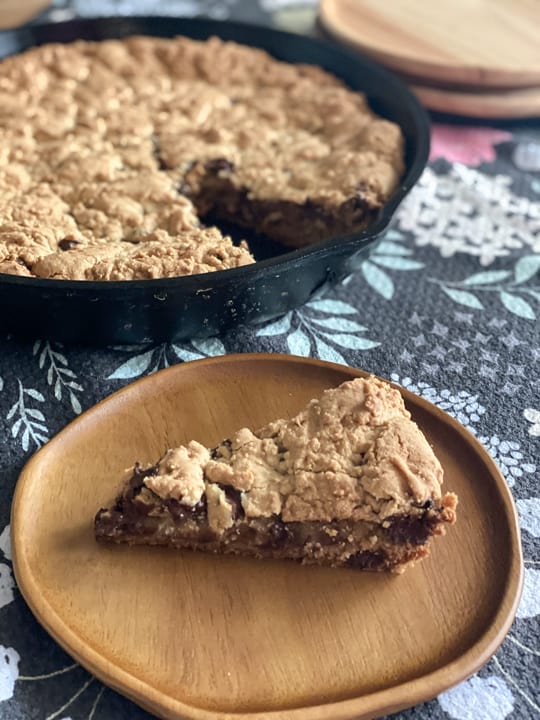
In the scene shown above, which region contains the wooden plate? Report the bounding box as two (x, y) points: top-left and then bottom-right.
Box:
(319, 0), (540, 89)
(11, 354), (523, 720)
(411, 83), (540, 119)
(0, 0), (50, 29)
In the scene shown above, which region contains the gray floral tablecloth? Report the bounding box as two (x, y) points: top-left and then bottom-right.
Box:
(1, 1), (539, 719)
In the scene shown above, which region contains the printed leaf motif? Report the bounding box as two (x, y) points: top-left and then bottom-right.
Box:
(6, 403), (18, 421)
(25, 408), (45, 421)
(191, 338), (226, 356)
(441, 286), (484, 309)
(526, 290), (540, 302)
(514, 254), (540, 284)
(173, 347), (203, 362)
(35, 341), (84, 414)
(172, 338), (226, 362)
(310, 317), (367, 333)
(462, 270), (511, 285)
(361, 260), (394, 300)
(306, 299), (356, 315)
(287, 327), (311, 356)
(8, 381), (49, 450)
(375, 240), (412, 256)
(107, 349), (155, 379)
(320, 332), (379, 350)
(371, 255), (424, 271)
(59, 368), (77, 379)
(256, 313), (292, 337)
(24, 388), (44, 402)
(172, 345), (205, 362)
(314, 336), (347, 365)
(499, 291), (535, 319)
(50, 350), (68, 366)
(70, 393), (82, 416)
(384, 229), (406, 241)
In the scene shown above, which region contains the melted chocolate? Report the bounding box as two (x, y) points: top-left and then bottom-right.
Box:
(387, 511), (439, 546)
(58, 239), (80, 251)
(346, 550), (386, 570)
(205, 158), (235, 174)
(217, 483), (244, 520)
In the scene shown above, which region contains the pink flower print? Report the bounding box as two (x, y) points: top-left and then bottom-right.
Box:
(430, 124), (512, 166)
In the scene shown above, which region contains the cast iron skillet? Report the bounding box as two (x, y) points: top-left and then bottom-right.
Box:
(0, 17), (430, 344)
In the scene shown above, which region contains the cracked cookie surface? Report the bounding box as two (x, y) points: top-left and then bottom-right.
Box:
(0, 35), (404, 280)
(95, 376), (457, 573)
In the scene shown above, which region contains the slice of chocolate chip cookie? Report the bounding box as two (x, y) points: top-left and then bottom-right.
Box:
(95, 376), (457, 572)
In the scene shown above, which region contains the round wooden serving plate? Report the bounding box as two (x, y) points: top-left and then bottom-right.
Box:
(319, 0), (540, 89)
(11, 354), (523, 720)
(411, 83), (540, 119)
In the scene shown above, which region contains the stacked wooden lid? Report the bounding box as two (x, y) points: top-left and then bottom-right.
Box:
(319, 0), (540, 118)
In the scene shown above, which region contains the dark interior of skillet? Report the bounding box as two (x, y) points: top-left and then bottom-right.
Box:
(0, 18), (430, 344)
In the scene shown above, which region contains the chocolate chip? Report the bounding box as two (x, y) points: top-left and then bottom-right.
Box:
(346, 550), (385, 570)
(210, 438), (233, 459)
(165, 495), (208, 522)
(165, 498), (188, 521)
(217, 483), (244, 520)
(205, 158), (234, 174)
(177, 180), (192, 197)
(58, 239), (80, 251)
(127, 462), (158, 492)
(387, 512), (438, 546)
(192, 495), (208, 521)
(266, 518), (290, 548)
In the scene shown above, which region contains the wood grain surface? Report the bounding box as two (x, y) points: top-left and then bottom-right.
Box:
(411, 82), (540, 119)
(319, 0), (540, 89)
(0, 0), (49, 29)
(11, 354), (523, 720)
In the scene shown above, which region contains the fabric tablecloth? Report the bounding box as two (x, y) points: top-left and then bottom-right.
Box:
(0, 1), (539, 718)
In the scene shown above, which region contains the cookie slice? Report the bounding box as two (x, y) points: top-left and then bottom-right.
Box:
(95, 376), (457, 573)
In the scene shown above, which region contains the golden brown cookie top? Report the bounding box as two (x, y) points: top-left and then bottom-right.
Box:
(0, 36), (404, 279)
(144, 377), (444, 531)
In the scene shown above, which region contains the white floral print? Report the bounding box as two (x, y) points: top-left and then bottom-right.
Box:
(438, 675), (515, 719)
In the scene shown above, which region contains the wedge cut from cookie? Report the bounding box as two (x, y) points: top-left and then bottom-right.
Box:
(95, 376), (457, 572)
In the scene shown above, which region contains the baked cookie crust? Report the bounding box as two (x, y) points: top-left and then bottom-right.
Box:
(95, 376), (457, 573)
(0, 36), (404, 280)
